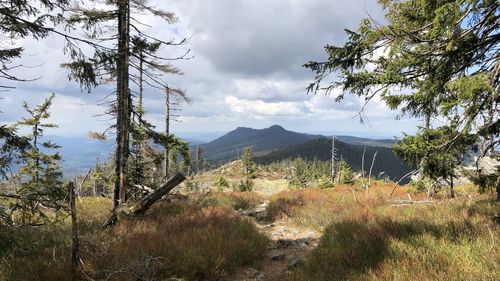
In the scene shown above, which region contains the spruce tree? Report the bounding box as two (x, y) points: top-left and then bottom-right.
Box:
(239, 146), (255, 191)
(305, 0), (499, 197)
(62, 0), (189, 207)
(4, 94), (65, 225)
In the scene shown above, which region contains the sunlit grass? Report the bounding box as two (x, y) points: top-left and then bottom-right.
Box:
(1, 197), (269, 281)
(263, 184), (499, 281)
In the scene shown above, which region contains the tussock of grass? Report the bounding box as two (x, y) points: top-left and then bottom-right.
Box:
(200, 191), (264, 210)
(1, 198), (268, 281)
(90, 206), (268, 281)
(293, 213), (498, 281)
(264, 185), (500, 281)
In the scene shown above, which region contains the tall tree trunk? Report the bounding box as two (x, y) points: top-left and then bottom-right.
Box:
(368, 151), (378, 187)
(69, 182), (80, 276)
(33, 123), (39, 183)
(165, 87), (170, 179)
(361, 146), (366, 186)
(420, 112), (431, 180)
(424, 112), (431, 129)
(138, 51), (144, 122)
(331, 137), (336, 180)
(114, 0), (131, 208)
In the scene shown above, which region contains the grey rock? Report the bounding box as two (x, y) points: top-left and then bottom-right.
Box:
(297, 242), (308, 249)
(271, 253), (286, 261)
(296, 238), (309, 245)
(246, 267), (259, 278)
(288, 258), (303, 269)
(276, 239), (294, 248)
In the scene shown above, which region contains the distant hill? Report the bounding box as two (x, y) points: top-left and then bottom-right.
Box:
(45, 135), (198, 174)
(255, 137), (412, 182)
(47, 136), (114, 174)
(39, 127), (402, 175)
(197, 125), (322, 164)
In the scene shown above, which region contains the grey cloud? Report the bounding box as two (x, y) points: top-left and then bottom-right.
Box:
(1, 0), (419, 139)
(167, 0), (383, 77)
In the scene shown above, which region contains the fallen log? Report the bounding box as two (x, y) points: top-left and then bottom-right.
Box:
(389, 200), (435, 207)
(102, 173), (186, 228)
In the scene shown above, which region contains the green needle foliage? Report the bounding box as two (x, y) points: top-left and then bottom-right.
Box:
(0, 0), (70, 88)
(393, 126), (475, 185)
(0, 125), (30, 179)
(305, 0), (499, 196)
(2, 94), (65, 226)
(239, 147), (255, 191)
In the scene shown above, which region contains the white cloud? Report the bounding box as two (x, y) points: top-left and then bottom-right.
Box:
(225, 96), (303, 116)
(0, 0), (420, 139)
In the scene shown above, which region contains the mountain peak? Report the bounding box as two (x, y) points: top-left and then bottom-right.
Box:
(267, 125), (285, 131)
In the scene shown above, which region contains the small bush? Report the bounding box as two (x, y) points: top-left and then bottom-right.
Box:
(215, 175), (229, 192)
(91, 207), (268, 281)
(184, 176), (200, 192)
(266, 195), (305, 221)
(316, 175), (335, 189)
(410, 177), (432, 191)
(237, 177), (254, 192)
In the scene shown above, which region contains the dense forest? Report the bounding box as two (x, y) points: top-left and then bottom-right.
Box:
(256, 137), (412, 182)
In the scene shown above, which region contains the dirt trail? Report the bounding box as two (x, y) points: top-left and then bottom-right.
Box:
(231, 200), (321, 281)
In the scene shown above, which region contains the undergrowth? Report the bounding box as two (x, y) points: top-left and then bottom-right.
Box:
(264, 185), (499, 281)
(0, 197), (268, 281)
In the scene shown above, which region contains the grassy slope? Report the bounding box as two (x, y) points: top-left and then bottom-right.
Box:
(262, 185), (499, 281)
(1, 165), (498, 281)
(0, 197), (268, 281)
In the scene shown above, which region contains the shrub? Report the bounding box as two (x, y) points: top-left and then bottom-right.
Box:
(237, 177), (254, 192)
(91, 207), (268, 281)
(215, 175), (229, 192)
(266, 195), (305, 221)
(316, 175), (335, 189)
(184, 176), (200, 192)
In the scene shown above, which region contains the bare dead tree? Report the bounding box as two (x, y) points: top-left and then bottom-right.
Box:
(368, 151), (378, 188)
(63, 0), (190, 208)
(68, 182), (80, 276)
(361, 146), (366, 187)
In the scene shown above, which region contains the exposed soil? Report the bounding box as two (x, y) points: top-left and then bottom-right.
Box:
(230, 200), (321, 281)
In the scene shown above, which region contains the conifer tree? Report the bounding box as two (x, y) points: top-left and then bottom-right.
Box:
(62, 0), (190, 207)
(239, 146), (255, 191)
(337, 160), (355, 185)
(305, 0), (499, 197)
(0, 0), (72, 89)
(2, 94), (65, 225)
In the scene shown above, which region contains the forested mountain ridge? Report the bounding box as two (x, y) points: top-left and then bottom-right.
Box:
(255, 137), (412, 182)
(334, 136), (395, 148)
(195, 125), (322, 164)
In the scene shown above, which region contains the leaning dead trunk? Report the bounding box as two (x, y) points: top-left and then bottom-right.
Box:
(103, 173), (186, 228)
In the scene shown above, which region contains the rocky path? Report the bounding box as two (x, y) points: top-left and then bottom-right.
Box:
(231, 200), (321, 281)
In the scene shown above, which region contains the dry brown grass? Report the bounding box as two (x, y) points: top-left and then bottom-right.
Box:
(263, 185), (499, 281)
(199, 191), (265, 210)
(1, 197), (269, 281)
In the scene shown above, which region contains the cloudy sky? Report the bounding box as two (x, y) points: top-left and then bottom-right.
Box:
(0, 0), (420, 141)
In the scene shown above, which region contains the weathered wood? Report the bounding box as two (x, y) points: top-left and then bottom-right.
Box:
(389, 169), (419, 197)
(368, 151), (377, 188)
(102, 173), (186, 228)
(69, 182), (80, 275)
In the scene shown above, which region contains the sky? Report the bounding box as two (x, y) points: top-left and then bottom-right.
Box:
(0, 0), (420, 142)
